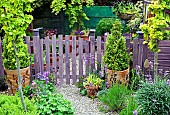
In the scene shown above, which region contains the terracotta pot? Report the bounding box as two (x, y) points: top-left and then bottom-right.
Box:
(107, 68), (129, 86)
(85, 85), (99, 97)
(5, 67), (30, 94)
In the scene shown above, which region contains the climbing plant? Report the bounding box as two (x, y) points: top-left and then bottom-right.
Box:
(51, 0), (94, 30)
(140, 0), (170, 78)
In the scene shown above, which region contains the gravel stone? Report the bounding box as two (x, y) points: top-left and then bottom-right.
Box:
(58, 84), (118, 115)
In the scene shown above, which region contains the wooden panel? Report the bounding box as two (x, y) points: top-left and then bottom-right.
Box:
(126, 38), (131, 54)
(97, 36), (101, 71)
(52, 35), (57, 80)
(143, 43), (149, 75)
(65, 35), (70, 84)
(58, 35), (63, 83)
(85, 40), (90, 76)
(148, 54), (170, 60)
(33, 36), (40, 74)
(78, 37), (83, 78)
(45, 36), (50, 72)
(159, 40), (170, 47)
(90, 36), (95, 70)
(148, 47), (170, 54)
(138, 39), (144, 69)
(0, 38), (4, 81)
(40, 38), (44, 73)
(72, 36), (77, 84)
(133, 39), (139, 68)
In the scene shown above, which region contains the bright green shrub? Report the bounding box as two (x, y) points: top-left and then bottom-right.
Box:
(0, 94), (39, 115)
(136, 80), (170, 115)
(98, 84), (129, 111)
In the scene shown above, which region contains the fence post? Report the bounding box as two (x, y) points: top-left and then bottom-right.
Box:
(78, 37), (83, 79)
(97, 36), (102, 71)
(52, 35), (57, 83)
(90, 36), (95, 71)
(65, 35), (70, 84)
(133, 39), (139, 68)
(72, 36), (77, 84)
(33, 36), (40, 74)
(58, 35), (63, 84)
(0, 38), (4, 82)
(45, 36), (50, 72)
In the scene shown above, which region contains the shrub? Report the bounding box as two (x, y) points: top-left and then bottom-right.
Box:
(102, 19), (129, 71)
(120, 94), (141, 115)
(36, 92), (75, 115)
(0, 94), (39, 115)
(96, 18), (116, 36)
(135, 79), (170, 115)
(98, 84), (129, 112)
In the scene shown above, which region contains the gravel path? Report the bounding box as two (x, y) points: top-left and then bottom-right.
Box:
(58, 84), (118, 115)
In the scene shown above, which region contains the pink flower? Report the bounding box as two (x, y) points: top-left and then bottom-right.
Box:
(30, 94), (34, 97)
(32, 81), (36, 87)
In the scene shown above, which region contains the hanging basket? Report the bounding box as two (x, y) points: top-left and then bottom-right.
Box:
(117, 13), (134, 20)
(107, 68), (129, 87)
(5, 67), (30, 94)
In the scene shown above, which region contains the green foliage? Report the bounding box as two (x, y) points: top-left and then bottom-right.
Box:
(129, 69), (141, 91)
(96, 18), (116, 36)
(51, 0), (94, 30)
(83, 73), (104, 87)
(0, 0), (34, 69)
(103, 19), (129, 71)
(0, 94), (39, 115)
(120, 94), (141, 115)
(36, 92), (75, 115)
(140, 0), (170, 52)
(98, 84), (129, 111)
(112, 1), (138, 15)
(135, 79), (170, 115)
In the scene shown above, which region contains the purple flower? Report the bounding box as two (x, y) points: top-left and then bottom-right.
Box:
(57, 80), (61, 87)
(106, 82), (110, 88)
(90, 82), (93, 87)
(133, 110), (138, 115)
(74, 30), (80, 35)
(99, 71), (104, 78)
(158, 69), (163, 74)
(46, 77), (49, 84)
(79, 31), (84, 35)
(149, 61), (153, 69)
(164, 71), (169, 77)
(136, 65), (141, 75)
(104, 65), (108, 73)
(131, 94), (135, 97)
(167, 79), (170, 85)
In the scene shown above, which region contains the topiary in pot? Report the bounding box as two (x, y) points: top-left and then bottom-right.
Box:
(103, 19), (129, 86)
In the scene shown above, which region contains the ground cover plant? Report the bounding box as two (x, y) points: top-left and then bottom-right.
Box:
(23, 71), (75, 115)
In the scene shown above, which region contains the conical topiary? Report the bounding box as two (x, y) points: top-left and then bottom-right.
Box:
(103, 19), (129, 71)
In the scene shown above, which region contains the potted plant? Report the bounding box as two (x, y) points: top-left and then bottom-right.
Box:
(112, 1), (138, 20)
(103, 19), (129, 86)
(1, 1), (33, 94)
(83, 73), (104, 98)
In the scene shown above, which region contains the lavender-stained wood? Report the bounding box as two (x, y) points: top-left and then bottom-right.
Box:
(78, 37), (83, 78)
(133, 39), (139, 68)
(72, 36), (77, 84)
(126, 38), (131, 54)
(40, 38), (44, 73)
(138, 39), (144, 69)
(97, 36), (102, 71)
(45, 36), (50, 72)
(0, 38), (4, 80)
(52, 35), (57, 79)
(143, 43), (149, 75)
(26, 36), (33, 82)
(85, 40), (90, 76)
(65, 35), (70, 84)
(159, 40), (170, 47)
(33, 36), (40, 74)
(90, 36), (95, 71)
(58, 35), (63, 83)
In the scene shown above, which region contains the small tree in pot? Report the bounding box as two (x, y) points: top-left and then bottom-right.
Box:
(103, 19), (129, 86)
